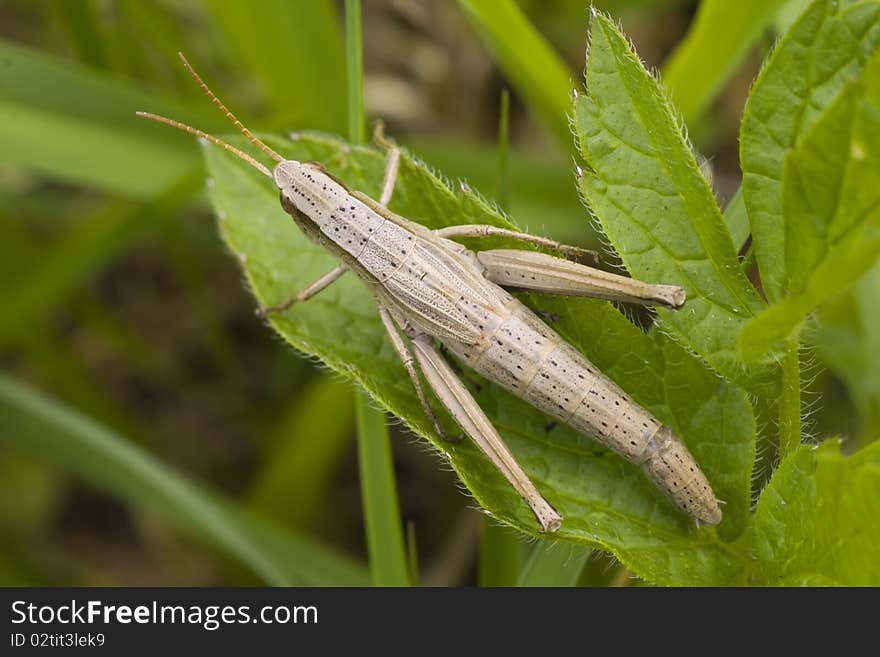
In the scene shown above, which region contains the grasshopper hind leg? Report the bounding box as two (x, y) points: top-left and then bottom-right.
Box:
(378, 307), (450, 443)
(434, 224), (597, 262)
(410, 335), (562, 533)
(475, 249), (686, 310)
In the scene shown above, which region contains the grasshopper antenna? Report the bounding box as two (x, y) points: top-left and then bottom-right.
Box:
(136, 111), (273, 178)
(177, 52), (284, 164)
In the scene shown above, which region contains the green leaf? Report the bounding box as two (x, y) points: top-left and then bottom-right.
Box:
(739, 56), (880, 361)
(662, 0), (792, 125)
(739, 225), (880, 361)
(0, 39), (207, 198)
(784, 80), (880, 294)
(740, 440), (880, 585)
(205, 132), (756, 584)
(457, 0), (574, 149)
(573, 11), (766, 389)
(201, 0), (346, 133)
(516, 541), (591, 587)
(815, 262), (880, 444)
(740, 0), (880, 302)
(356, 394), (411, 586)
(0, 374), (368, 586)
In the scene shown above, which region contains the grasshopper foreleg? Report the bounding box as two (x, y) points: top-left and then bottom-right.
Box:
(475, 249), (686, 310)
(410, 335), (562, 533)
(434, 224), (597, 263)
(256, 264), (348, 318)
(379, 146), (401, 207)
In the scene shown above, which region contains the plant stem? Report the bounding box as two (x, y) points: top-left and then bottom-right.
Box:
(406, 520), (420, 585)
(516, 541), (590, 587)
(345, 0), (365, 145)
(778, 337), (801, 457)
(497, 88), (510, 211)
(458, 0), (574, 149)
(479, 89), (520, 587)
(355, 393), (410, 586)
(479, 522), (519, 586)
(346, 0), (408, 586)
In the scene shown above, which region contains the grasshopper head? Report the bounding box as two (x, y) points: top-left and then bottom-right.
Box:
(274, 160), (352, 231)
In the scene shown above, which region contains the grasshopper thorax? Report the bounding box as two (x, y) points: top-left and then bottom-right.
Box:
(274, 160), (346, 225)
(275, 160), (383, 258)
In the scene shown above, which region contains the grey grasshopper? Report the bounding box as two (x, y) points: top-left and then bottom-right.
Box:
(139, 54), (722, 532)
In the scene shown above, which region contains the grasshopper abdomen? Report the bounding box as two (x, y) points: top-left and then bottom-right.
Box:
(445, 297), (722, 526)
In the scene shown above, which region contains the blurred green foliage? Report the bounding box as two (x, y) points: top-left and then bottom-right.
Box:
(0, 0), (877, 586)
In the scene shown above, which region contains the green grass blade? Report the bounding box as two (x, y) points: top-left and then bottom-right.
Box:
(662, 0), (791, 125)
(457, 0), (574, 149)
(345, 0), (366, 145)
(0, 374), (369, 586)
(0, 39), (208, 198)
(48, 0), (110, 70)
(478, 89), (520, 588)
(201, 0), (345, 133)
(116, 0), (206, 94)
(355, 394), (411, 586)
(516, 542), (591, 587)
(479, 523), (520, 586)
(345, 0), (408, 588)
(497, 88), (511, 211)
(406, 521), (420, 585)
(0, 174), (201, 345)
(248, 374), (355, 528)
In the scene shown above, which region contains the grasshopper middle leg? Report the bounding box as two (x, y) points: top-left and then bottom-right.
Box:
(379, 146), (401, 207)
(256, 264), (348, 317)
(435, 224), (597, 262)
